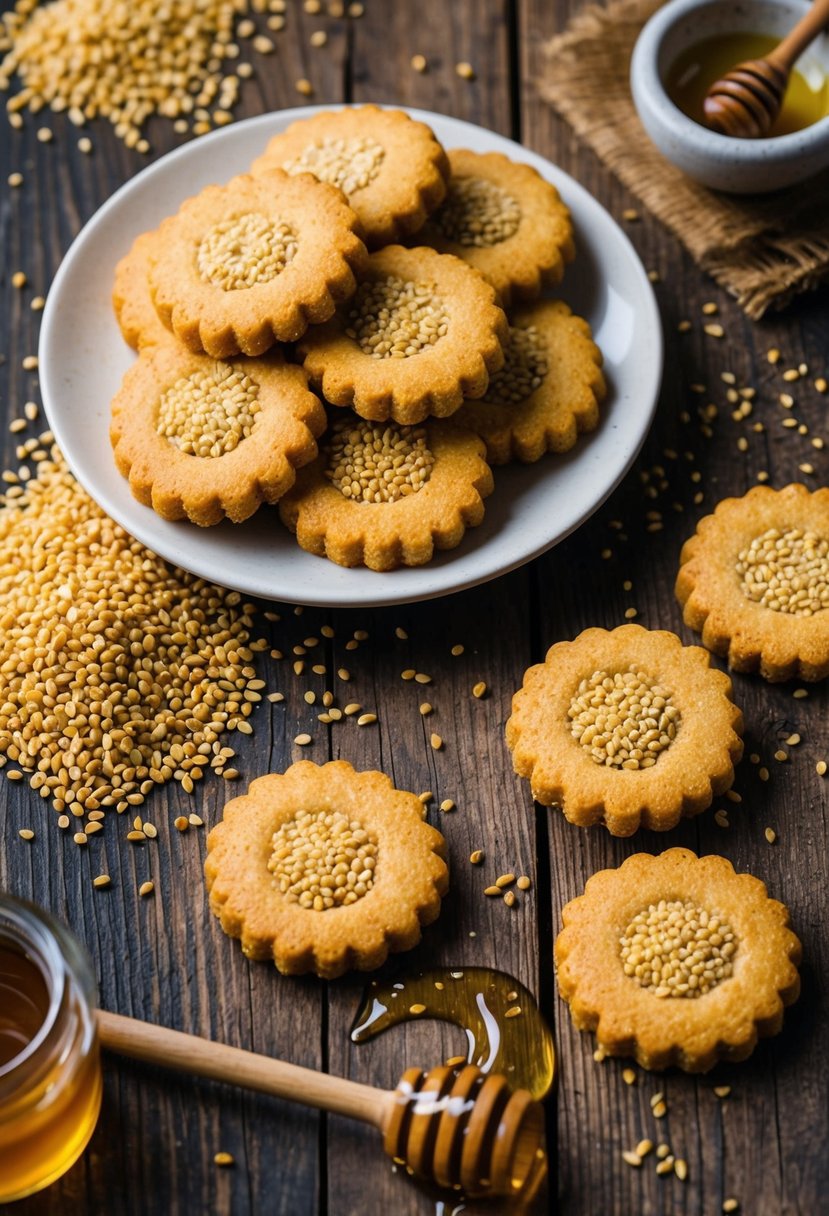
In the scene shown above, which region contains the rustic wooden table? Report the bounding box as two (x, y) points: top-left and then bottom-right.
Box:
(1, 2), (828, 1213)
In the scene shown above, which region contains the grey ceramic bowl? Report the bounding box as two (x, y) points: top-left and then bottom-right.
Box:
(631, 0), (829, 193)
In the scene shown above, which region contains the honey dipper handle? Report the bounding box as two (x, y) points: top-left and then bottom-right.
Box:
(97, 1010), (394, 1131)
(769, 0), (829, 72)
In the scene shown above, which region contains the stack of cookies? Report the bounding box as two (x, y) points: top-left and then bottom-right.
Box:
(111, 105), (605, 569)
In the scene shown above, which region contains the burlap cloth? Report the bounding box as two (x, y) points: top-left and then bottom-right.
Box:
(540, 0), (829, 318)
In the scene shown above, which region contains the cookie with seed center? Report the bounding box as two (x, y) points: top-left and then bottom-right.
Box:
(676, 484), (829, 681)
(250, 106), (450, 248)
(417, 149), (575, 308)
(110, 339), (326, 526)
(147, 169), (367, 358)
(555, 848), (801, 1071)
(506, 624), (744, 836)
(279, 412), (494, 570)
(452, 299), (605, 463)
(204, 760), (449, 978)
(298, 244), (508, 424)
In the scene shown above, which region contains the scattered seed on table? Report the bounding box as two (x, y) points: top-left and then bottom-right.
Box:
(472, 681), (487, 698)
(8, 172), (23, 187)
(622, 1151), (643, 1168)
(74, 832), (88, 845)
(503, 890), (516, 908)
(22, 355), (38, 370)
(214, 1152), (235, 1167)
(337, 668), (351, 681)
(439, 799), (455, 813)
(622, 1068), (636, 1085)
(455, 61), (475, 79)
(344, 703), (362, 715)
(793, 688), (809, 698)
(653, 1100), (667, 1118)
(175, 816), (189, 832)
(139, 881), (154, 897)
(294, 733), (312, 746)
(394, 626), (408, 640)
(495, 873), (515, 888)
(675, 1159), (688, 1181)
(430, 733), (443, 750)
(655, 1158), (675, 1176)
(774, 750), (788, 762)
(765, 827), (777, 844)
(222, 769), (240, 780)
(58, 815), (70, 829)
(93, 875), (111, 889)
(723, 1201), (739, 1214)
(419, 702), (432, 716)
(484, 886), (501, 897)
(714, 1086), (731, 1098)
(11, 271), (27, 289)
(189, 814), (204, 827)
(310, 29), (327, 47)
(411, 53), (427, 72)
(636, 1139), (654, 1157)
(655, 1142), (670, 1158)
(357, 713), (377, 727)
(36, 127), (53, 143)
(450, 644), (464, 656)
(18, 828), (34, 840)
(469, 850), (484, 865)
(817, 761), (827, 776)
(704, 323), (724, 338)
(304, 691), (316, 705)
(418, 791), (433, 804)
(414, 672), (431, 685)
(267, 692), (284, 703)
(517, 875), (531, 891)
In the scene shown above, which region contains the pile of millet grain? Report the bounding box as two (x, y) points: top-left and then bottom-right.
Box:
(0, 0), (261, 148)
(0, 443), (265, 823)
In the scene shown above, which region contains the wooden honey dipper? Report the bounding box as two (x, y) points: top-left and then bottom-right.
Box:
(97, 1011), (545, 1199)
(703, 0), (829, 137)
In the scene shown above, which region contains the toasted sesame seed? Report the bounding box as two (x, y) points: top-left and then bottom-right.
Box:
(569, 668), (679, 770)
(414, 672), (432, 685)
(18, 828), (35, 841)
(704, 323), (724, 338)
(295, 78), (314, 96)
(337, 668), (351, 681)
(455, 61), (475, 80)
(767, 348), (781, 364)
(484, 886), (501, 896)
(817, 760), (827, 776)
(430, 733), (443, 750)
(636, 1139), (654, 1157)
(714, 1085), (731, 1098)
(723, 1201), (739, 1214)
(469, 850), (484, 865)
(411, 53), (427, 72)
(654, 1139), (669, 1154)
(495, 873), (516, 888)
(8, 172), (23, 187)
(175, 816), (189, 832)
(450, 644), (465, 656)
(439, 799), (455, 813)
(678, 320), (692, 332)
(816, 377), (827, 393)
(653, 1100), (667, 1118)
(294, 733), (312, 746)
(774, 750), (788, 762)
(189, 814), (204, 826)
(419, 702), (432, 715)
(139, 881), (154, 897)
(622, 1068), (636, 1085)
(765, 827), (777, 844)
(310, 30), (327, 47)
(22, 355), (38, 370)
(793, 688), (809, 698)
(344, 703), (362, 715)
(418, 791), (433, 804)
(356, 713), (377, 726)
(93, 875), (111, 889)
(11, 271), (27, 289)
(58, 815), (70, 829)
(472, 681), (488, 699)
(503, 890), (516, 908)
(214, 1152), (235, 1167)
(622, 208), (639, 221)
(655, 1157), (675, 1176)
(516, 875), (531, 891)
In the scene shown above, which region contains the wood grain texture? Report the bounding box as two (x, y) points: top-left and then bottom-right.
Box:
(1, 0), (828, 1213)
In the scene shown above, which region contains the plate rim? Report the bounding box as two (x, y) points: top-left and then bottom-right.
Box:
(39, 104), (663, 608)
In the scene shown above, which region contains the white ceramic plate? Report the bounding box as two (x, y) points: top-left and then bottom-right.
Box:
(40, 106), (662, 608)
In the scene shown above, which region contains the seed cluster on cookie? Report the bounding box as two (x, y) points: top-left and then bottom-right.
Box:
(109, 106), (604, 561)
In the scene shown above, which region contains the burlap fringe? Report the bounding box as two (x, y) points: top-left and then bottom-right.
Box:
(539, 0), (829, 318)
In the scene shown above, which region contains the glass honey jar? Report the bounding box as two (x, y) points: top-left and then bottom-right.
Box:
(0, 894), (102, 1203)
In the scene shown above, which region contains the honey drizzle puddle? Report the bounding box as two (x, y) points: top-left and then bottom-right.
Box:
(351, 966), (554, 1213)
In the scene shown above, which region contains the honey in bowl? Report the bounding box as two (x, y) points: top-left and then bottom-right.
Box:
(0, 897), (102, 1203)
(666, 33), (829, 137)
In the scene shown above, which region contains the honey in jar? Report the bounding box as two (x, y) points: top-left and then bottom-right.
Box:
(666, 33), (829, 137)
(0, 895), (102, 1203)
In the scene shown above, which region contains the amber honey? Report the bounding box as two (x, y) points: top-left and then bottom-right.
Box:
(0, 897), (102, 1203)
(666, 34), (829, 137)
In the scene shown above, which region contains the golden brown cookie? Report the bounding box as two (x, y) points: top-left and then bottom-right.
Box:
(204, 760), (449, 978)
(676, 484), (829, 682)
(110, 339), (326, 526)
(452, 300), (604, 463)
(250, 106), (450, 248)
(279, 413), (494, 570)
(418, 149), (574, 308)
(555, 848), (802, 1072)
(112, 229), (169, 350)
(506, 624), (743, 836)
(147, 169), (366, 358)
(298, 244), (507, 424)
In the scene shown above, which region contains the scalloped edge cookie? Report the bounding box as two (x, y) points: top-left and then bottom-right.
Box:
(506, 624), (744, 836)
(418, 149), (575, 308)
(452, 299), (605, 463)
(110, 339), (326, 526)
(676, 484), (829, 681)
(298, 244), (507, 424)
(204, 759), (449, 978)
(250, 105), (450, 248)
(279, 414), (494, 570)
(112, 228), (170, 351)
(555, 848), (802, 1072)
(147, 168), (367, 358)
